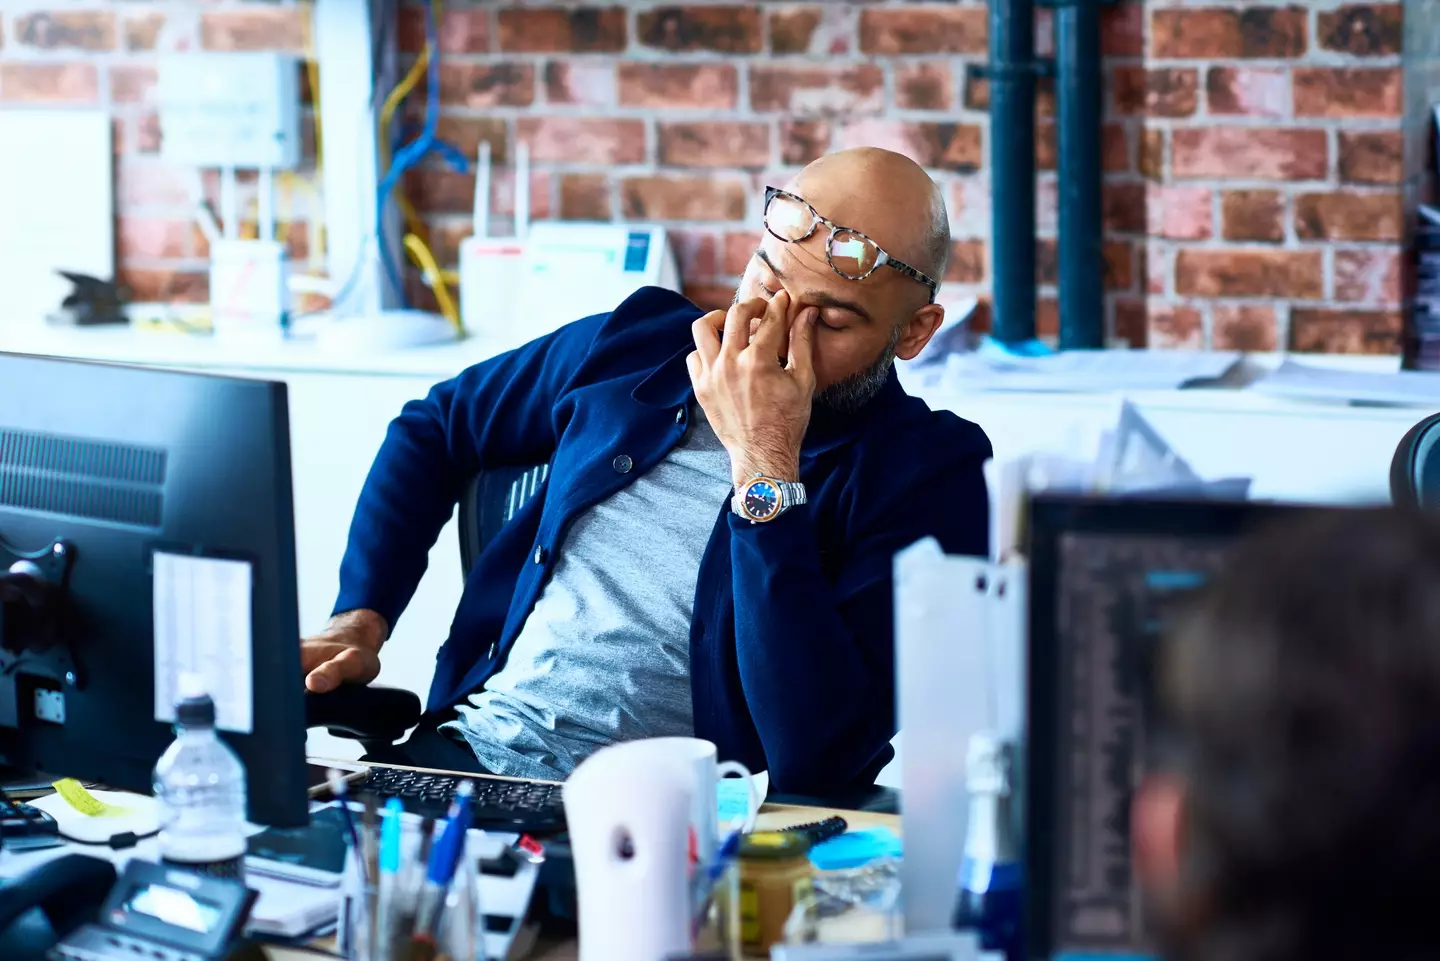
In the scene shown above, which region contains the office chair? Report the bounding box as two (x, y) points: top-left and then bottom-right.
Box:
(306, 464), (550, 754)
(1390, 412), (1440, 509)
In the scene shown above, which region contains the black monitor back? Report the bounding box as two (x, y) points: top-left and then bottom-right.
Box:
(0, 352), (308, 827)
(1025, 493), (1337, 961)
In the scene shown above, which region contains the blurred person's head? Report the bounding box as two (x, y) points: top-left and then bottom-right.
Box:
(734, 147), (950, 413)
(1134, 508), (1440, 961)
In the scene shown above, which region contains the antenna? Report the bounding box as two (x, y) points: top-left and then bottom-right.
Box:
(515, 141), (530, 241)
(473, 140), (491, 239)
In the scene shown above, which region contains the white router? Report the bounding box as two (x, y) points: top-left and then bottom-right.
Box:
(458, 140), (530, 343)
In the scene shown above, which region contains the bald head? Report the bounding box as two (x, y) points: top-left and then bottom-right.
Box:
(786, 148), (951, 292)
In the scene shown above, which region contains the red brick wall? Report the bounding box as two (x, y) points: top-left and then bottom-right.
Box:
(0, 1), (1411, 355)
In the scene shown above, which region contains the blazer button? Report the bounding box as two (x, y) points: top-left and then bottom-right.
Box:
(675, 407), (686, 424)
(487, 642), (498, 659)
(612, 454), (633, 473)
(533, 545), (548, 564)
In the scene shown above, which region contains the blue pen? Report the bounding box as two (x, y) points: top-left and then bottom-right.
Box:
(411, 781), (475, 943)
(326, 770), (366, 882)
(376, 798), (404, 955)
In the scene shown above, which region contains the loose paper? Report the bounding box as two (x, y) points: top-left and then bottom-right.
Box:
(153, 552), (255, 734)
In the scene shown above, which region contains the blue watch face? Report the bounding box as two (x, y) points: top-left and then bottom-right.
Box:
(743, 480), (781, 520)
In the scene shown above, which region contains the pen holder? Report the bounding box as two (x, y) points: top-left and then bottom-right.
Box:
(338, 832), (486, 961)
(691, 859), (741, 961)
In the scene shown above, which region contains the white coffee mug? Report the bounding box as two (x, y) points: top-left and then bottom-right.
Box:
(607, 737), (762, 865)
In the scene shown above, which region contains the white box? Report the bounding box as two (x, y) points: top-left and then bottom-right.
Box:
(159, 53), (301, 169)
(209, 239), (289, 343)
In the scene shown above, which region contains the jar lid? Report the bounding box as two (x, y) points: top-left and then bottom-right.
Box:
(739, 830), (812, 860)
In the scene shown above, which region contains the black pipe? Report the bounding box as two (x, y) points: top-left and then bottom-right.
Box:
(1055, 0), (1105, 349)
(986, 0), (1037, 345)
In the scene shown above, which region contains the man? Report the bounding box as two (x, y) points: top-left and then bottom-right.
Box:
(1133, 508), (1440, 961)
(301, 147), (991, 793)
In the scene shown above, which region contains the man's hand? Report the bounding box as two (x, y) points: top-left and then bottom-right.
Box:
(302, 608), (386, 693)
(687, 289), (818, 487)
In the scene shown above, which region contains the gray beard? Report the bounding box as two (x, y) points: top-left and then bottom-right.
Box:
(730, 290), (899, 415)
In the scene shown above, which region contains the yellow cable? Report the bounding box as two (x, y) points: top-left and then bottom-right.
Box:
(403, 233), (461, 333)
(378, 0), (442, 246)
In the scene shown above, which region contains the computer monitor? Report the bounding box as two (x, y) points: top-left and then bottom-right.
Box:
(1024, 493), (1333, 961)
(0, 352), (309, 827)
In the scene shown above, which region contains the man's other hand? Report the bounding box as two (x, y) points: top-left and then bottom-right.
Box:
(302, 609), (386, 693)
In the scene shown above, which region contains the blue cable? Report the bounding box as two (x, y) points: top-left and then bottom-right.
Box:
(376, 0), (442, 307)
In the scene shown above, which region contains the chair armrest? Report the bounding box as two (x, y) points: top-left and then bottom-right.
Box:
(304, 685), (422, 744)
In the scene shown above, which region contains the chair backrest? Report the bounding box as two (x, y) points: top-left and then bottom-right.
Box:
(458, 463), (550, 577)
(1390, 412), (1440, 509)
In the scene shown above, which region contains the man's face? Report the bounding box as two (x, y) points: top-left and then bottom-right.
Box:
(734, 227), (936, 413)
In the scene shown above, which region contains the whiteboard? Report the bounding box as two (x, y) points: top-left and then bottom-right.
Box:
(0, 110), (115, 327)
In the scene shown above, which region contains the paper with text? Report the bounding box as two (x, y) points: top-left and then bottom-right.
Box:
(153, 552), (255, 734)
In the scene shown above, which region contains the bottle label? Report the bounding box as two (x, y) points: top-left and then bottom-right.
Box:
(161, 853), (245, 882)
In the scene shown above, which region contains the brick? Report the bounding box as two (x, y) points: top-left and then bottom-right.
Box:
(1149, 305), (1204, 350)
(437, 63), (534, 108)
(947, 240), (986, 284)
(1339, 131), (1404, 185)
(1105, 241), (1136, 291)
(1213, 305), (1277, 351)
(1176, 249), (1323, 299)
(1113, 297), (1148, 348)
(435, 117), (508, 163)
(1294, 68), (1402, 118)
(1147, 186), (1213, 240)
(1103, 182), (1146, 234)
(659, 122), (770, 169)
(1036, 239), (1058, 286)
(770, 5), (855, 56)
(111, 65), (157, 105)
(1291, 309), (1401, 354)
(559, 174), (612, 221)
(1036, 299), (1059, 338)
(135, 113), (162, 154)
(858, 8), (987, 55)
(118, 160), (193, 208)
(1140, 128), (1165, 181)
(498, 7), (625, 53)
(1295, 191), (1403, 242)
(123, 12), (165, 52)
(518, 118), (646, 165)
(399, 7), (490, 54)
(951, 177), (991, 239)
(888, 62), (953, 111)
(1036, 122), (1057, 172)
(1113, 67), (1197, 118)
(0, 63), (99, 105)
(1104, 124), (1131, 173)
(488, 170), (553, 220)
(117, 268), (208, 304)
(1335, 249), (1403, 304)
(618, 63), (736, 109)
(117, 218), (195, 261)
(637, 7), (763, 53)
(781, 121), (832, 166)
(1319, 4), (1402, 57)
(1102, 2), (1145, 57)
(836, 121), (983, 173)
(750, 65), (884, 115)
(671, 230), (719, 281)
(200, 8), (307, 52)
(405, 170), (475, 215)
(1151, 6), (1306, 59)
(1206, 67), (1288, 118)
(423, 221), (471, 268)
(723, 232), (762, 275)
(545, 62), (615, 107)
(1222, 190), (1286, 243)
(623, 177), (747, 221)
(1172, 128), (1327, 181)
(14, 11), (116, 51)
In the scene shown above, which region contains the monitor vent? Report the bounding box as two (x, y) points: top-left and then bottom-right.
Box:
(0, 430), (166, 528)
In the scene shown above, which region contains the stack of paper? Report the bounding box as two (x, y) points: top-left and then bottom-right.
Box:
(1254, 359), (1440, 407)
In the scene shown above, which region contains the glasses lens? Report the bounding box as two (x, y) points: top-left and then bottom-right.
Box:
(829, 230), (881, 279)
(765, 194), (814, 242)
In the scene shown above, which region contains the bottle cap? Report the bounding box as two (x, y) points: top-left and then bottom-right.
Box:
(175, 673), (215, 727)
(739, 830), (811, 860)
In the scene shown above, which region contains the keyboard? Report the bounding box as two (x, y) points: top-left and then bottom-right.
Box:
(353, 767), (565, 834)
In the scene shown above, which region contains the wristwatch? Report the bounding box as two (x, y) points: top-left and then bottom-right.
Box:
(732, 476), (807, 524)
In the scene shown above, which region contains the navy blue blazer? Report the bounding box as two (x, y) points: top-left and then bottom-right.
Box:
(334, 287), (991, 792)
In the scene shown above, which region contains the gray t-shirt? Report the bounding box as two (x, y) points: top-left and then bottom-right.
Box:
(443, 409), (734, 781)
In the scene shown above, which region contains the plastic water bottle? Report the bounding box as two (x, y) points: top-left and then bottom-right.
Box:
(153, 673), (248, 880)
(952, 732), (1023, 961)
